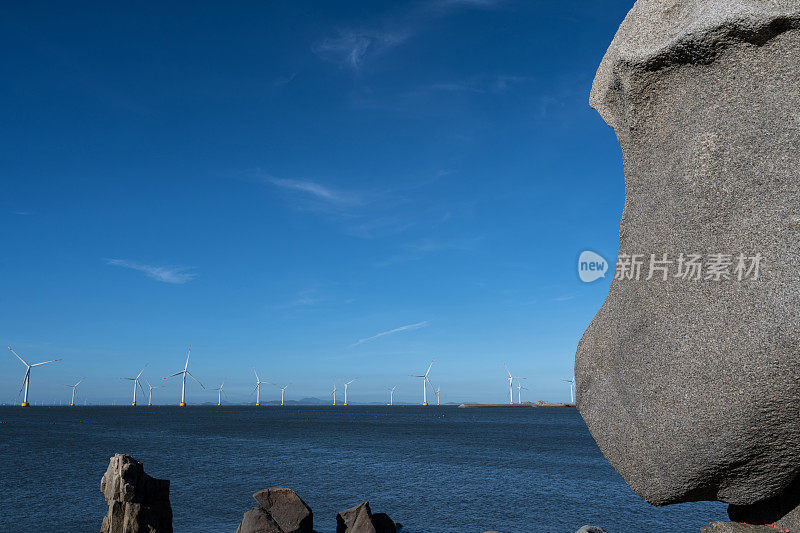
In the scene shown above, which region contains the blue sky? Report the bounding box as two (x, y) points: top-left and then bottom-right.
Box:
(1, 0), (632, 405)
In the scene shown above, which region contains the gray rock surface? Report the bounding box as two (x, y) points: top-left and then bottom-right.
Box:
(576, 527), (608, 533)
(236, 488), (314, 533)
(700, 523), (777, 533)
(336, 502), (397, 533)
(575, 0), (800, 509)
(100, 454), (172, 533)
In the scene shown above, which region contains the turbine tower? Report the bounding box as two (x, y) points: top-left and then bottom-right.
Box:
(434, 385), (441, 406)
(341, 379), (355, 406)
(504, 364), (525, 404)
(65, 379), (83, 406)
(331, 383), (337, 406)
(563, 378), (575, 403)
(163, 347), (203, 406)
(388, 386), (396, 406)
(212, 381), (225, 406)
(274, 383), (289, 406)
(411, 361), (434, 406)
(120, 364), (147, 406)
(146, 380), (160, 406)
(252, 368), (269, 406)
(8, 346), (60, 407)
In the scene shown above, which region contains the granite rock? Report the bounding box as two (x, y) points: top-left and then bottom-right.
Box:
(336, 502), (398, 533)
(575, 527), (608, 533)
(575, 0), (800, 508)
(99, 454), (172, 533)
(700, 523), (777, 533)
(236, 488), (313, 533)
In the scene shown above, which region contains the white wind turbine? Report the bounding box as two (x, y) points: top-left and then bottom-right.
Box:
(212, 381), (225, 406)
(517, 382), (528, 404)
(434, 385), (441, 406)
(387, 386), (396, 406)
(331, 383), (337, 406)
(411, 361), (434, 406)
(252, 368), (269, 406)
(65, 379), (83, 406)
(504, 364), (525, 404)
(563, 378), (575, 404)
(120, 364), (147, 406)
(8, 346), (61, 407)
(341, 379), (356, 406)
(146, 380), (160, 406)
(163, 347), (203, 406)
(274, 383), (290, 406)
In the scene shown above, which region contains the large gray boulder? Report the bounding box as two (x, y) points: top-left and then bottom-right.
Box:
(336, 502), (398, 533)
(576, 0), (800, 510)
(100, 454), (172, 533)
(235, 488), (314, 533)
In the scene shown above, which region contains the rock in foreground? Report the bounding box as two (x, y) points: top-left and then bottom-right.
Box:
(575, 526), (608, 533)
(236, 488), (314, 533)
(576, 0), (800, 509)
(100, 454), (172, 533)
(336, 502), (399, 533)
(701, 523), (778, 533)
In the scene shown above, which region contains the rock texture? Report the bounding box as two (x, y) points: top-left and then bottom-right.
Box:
(575, 527), (608, 533)
(575, 0), (800, 510)
(100, 454), (172, 533)
(336, 502), (398, 533)
(236, 488), (314, 533)
(701, 523), (778, 533)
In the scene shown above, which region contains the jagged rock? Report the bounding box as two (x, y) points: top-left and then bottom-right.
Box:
(336, 502), (397, 533)
(576, 527), (608, 533)
(700, 523), (777, 533)
(99, 454), (172, 533)
(575, 0), (800, 510)
(236, 488), (313, 533)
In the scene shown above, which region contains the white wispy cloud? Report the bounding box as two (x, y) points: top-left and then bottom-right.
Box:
(267, 177), (361, 207)
(351, 321), (429, 347)
(314, 0), (503, 70)
(105, 259), (196, 284)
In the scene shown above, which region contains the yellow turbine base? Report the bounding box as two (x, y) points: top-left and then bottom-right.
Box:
(179, 402), (186, 407)
(423, 402), (428, 406)
(131, 402), (136, 406)
(256, 402), (260, 406)
(70, 403), (74, 407)
(217, 403), (221, 406)
(21, 402), (29, 407)
(343, 403), (348, 406)
(148, 403), (152, 406)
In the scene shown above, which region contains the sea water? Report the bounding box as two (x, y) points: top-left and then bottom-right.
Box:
(0, 406), (725, 532)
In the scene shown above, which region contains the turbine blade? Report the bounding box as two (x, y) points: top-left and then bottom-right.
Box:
(75, 380), (83, 386)
(163, 371), (183, 379)
(425, 361), (434, 376)
(31, 359), (61, 367)
(184, 347), (191, 370)
(8, 347), (29, 367)
(186, 370), (204, 389)
(137, 364), (148, 379)
(504, 363), (512, 378)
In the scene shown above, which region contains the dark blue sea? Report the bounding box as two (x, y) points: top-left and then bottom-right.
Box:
(0, 406), (725, 532)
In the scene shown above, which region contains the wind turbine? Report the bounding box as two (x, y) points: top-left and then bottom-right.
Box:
(274, 383), (290, 406)
(163, 347), (203, 406)
(252, 368), (269, 406)
(120, 364), (147, 406)
(65, 379), (83, 406)
(387, 386), (396, 406)
(563, 378), (575, 403)
(434, 385), (441, 406)
(411, 361), (434, 406)
(212, 381), (225, 406)
(8, 346), (61, 407)
(341, 379), (356, 406)
(517, 382), (528, 404)
(504, 364), (525, 404)
(331, 383), (337, 406)
(146, 380), (160, 406)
